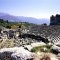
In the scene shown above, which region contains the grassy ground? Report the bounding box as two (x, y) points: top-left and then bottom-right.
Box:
(31, 45), (52, 53)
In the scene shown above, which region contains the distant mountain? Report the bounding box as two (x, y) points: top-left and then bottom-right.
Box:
(0, 12), (20, 22)
(17, 16), (50, 25)
(0, 12), (50, 24)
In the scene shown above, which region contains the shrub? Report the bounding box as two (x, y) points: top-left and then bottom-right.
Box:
(31, 48), (37, 52)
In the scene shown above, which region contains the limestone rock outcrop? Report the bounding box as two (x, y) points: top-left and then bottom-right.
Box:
(0, 47), (35, 60)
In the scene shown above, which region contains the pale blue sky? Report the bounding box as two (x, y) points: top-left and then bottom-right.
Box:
(0, 0), (60, 18)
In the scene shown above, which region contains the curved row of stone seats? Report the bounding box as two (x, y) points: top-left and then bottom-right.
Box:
(29, 25), (60, 44)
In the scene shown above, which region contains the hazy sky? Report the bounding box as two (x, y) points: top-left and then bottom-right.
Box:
(0, 0), (60, 18)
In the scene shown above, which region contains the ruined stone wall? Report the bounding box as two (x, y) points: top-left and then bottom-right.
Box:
(50, 14), (60, 25)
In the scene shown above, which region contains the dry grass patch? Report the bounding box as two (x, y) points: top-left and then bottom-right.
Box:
(0, 39), (15, 48)
(34, 52), (58, 60)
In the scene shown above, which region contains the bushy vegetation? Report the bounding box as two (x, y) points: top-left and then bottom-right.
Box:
(31, 45), (52, 53)
(0, 19), (21, 29)
(0, 19), (35, 29)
